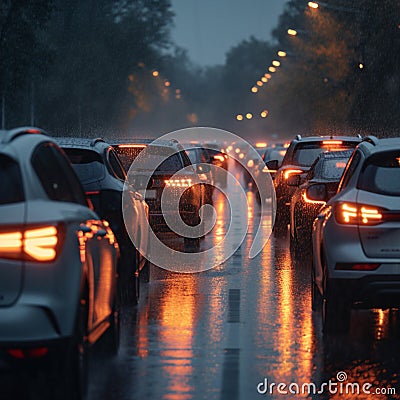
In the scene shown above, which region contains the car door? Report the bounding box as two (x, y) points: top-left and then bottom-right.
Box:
(31, 142), (117, 330)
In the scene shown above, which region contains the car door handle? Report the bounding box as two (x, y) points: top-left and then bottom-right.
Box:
(95, 229), (107, 238)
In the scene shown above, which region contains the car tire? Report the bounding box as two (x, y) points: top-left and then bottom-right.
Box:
(273, 208), (288, 238)
(322, 281), (351, 334)
(100, 293), (120, 356)
(311, 267), (322, 312)
(52, 291), (89, 400)
(184, 237), (200, 252)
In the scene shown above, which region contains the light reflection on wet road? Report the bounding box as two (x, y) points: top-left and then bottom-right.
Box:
(88, 163), (400, 400)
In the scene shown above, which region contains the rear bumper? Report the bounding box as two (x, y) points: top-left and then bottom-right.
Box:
(0, 304), (64, 345)
(328, 276), (400, 309)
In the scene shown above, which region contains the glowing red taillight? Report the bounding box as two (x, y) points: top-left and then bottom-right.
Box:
(283, 169), (303, 180)
(7, 347), (49, 359)
(335, 263), (380, 271)
(335, 203), (384, 226)
(0, 225), (62, 262)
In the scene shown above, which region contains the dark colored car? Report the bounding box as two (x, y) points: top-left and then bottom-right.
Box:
(185, 146), (215, 204)
(109, 138), (153, 171)
(120, 139), (207, 250)
(270, 135), (362, 237)
(57, 137), (149, 304)
(289, 150), (353, 256)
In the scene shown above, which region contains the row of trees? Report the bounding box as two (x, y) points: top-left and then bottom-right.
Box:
(1, 1), (399, 138)
(0, 0), (174, 135)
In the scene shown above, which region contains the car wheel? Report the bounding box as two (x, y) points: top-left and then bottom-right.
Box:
(322, 281), (351, 334)
(53, 291), (89, 400)
(140, 258), (150, 283)
(311, 267), (322, 312)
(100, 293), (120, 356)
(184, 237), (200, 252)
(273, 209), (287, 238)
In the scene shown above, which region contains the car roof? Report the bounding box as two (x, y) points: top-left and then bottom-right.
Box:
(55, 137), (110, 152)
(108, 137), (183, 149)
(359, 136), (400, 155)
(0, 127), (49, 145)
(291, 134), (362, 143)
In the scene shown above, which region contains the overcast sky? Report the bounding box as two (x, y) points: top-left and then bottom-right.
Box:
(170, 0), (288, 66)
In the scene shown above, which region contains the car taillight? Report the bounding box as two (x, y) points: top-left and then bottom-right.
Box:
(335, 202), (384, 225)
(0, 225), (62, 262)
(7, 347), (49, 359)
(165, 178), (192, 187)
(335, 263), (380, 271)
(284, 169), (302, 180)
(213, 155), (225, 162)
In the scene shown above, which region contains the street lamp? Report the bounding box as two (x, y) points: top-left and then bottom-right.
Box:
(287, 28), (298, 36)
(246, 113), (253, 120)
(268, 66), (277, 73)
(277, 50), (287, 57)
(308, 2), (319, 9)
(251, 86), (259, 93)
(236, 114), (244, 121)
(272, 60), (281, 67)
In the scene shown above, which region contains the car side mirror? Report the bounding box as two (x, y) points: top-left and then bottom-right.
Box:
(305, 183), (328, 202)
(287, 174), (301, 187)
(196, 164), (211, 174)
(265, 159), (279, 171)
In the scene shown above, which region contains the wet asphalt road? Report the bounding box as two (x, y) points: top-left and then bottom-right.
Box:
(87, 163), (400, 400)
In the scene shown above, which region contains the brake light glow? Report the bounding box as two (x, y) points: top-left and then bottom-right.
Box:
(165, 178), (192, 187)
(7, 347), (49, 359)
(323, 140), (343, 145)
(284, 169), (302, 180)
(0, 226), (60, 262)
(335, 263), (380, 271)
(213, 155), (225, 162)
(335, 203), (384, 225)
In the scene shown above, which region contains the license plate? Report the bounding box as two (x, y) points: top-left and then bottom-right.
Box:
(139, 189), (157, 199)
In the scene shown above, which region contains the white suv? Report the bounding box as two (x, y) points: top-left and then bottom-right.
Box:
(0, 128), (120, 399)
(312, 136), (400, 333)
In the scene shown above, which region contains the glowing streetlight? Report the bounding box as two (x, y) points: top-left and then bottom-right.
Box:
(261, 77), (268, 83)
(256, 80), (263, 87)
(260, 110), (269, 118)
(251, 86), (259, 93)
(236, 114), (244, 121)
(287, 29), (298, 36)
(164, 81), (170, 87)
(268, 66), (277, 73)
(359, 63), (364, 69)
(278, 51), (287, 57)
(152, 70), (159, 77)
(308, 2), (319, 9)
(272, 60), (281, 67)
(264, 73), (272, 79)
(246, 113), (253, 120)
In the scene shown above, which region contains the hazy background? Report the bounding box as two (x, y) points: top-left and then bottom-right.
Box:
(170, 0), (287, 66)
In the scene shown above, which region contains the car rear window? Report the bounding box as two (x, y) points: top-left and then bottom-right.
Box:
(0, 155), (24, 204)
(133, 146), (185, 172)
(358, 150), (400, 196)
(63, 148), (105, 184)
(114, 145), (147, 170)
(319, 158), (349, 180)
(292, 141), (358, 167)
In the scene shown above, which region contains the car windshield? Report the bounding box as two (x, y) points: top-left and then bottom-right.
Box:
(358, 150), (400, 196)
(0, 155), (24, 205)
(63, 148), (105, 184)
(132, 146), (184, 172)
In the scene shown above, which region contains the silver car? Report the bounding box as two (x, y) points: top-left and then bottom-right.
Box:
(0, 128), (120, 399)
(312, 136), (400, 333)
